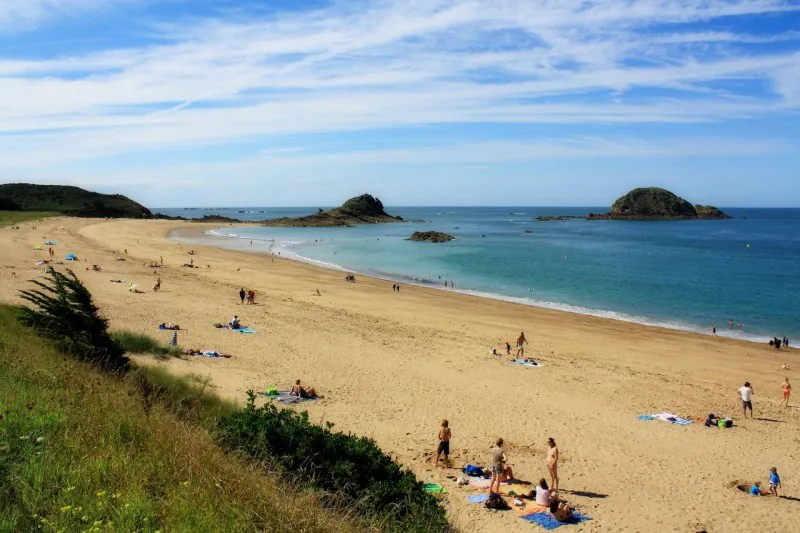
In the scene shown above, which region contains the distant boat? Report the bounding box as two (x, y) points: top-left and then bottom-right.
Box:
(453, 226), (460, 229)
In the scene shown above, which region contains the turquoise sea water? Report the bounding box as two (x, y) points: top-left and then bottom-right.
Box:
(162, 206), (800, 343)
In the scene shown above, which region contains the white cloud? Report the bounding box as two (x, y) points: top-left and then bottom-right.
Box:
(0, 0), (798, 168)
(0, 0), (140, 32)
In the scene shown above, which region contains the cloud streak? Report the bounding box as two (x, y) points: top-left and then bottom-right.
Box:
(0, 0), (798, 168)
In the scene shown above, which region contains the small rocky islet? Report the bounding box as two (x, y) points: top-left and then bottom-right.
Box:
(406, 231), (456, 243)
(535, 187), (731, 222)
(262, 194), (402, 227)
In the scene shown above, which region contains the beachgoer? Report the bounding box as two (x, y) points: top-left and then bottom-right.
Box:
(776, 337), (782, 349)
(535, 479), (551, 506)
(230, 315), (241, 329)
(505, 341), (511, 355)
(729, 319), (734, 327)
(546, 437), (559, 493)
(783, 336), (789, 348)
(489, 438), (511, 494)
(750, 482), (765, 496)
(152, 277), (161, 292)
(782, 378), (791, 407)
(548, 498), (573, 522)
(516, 332), (528, 356)
(738, 382), (754, 419)
(434, 420), (451, 468)
(239, 288), (245, 304)
(711, 325), (717, 336)
(290, 379), (317, 398)
(782, 362), (790, 371)
(769, 467), (781, 496)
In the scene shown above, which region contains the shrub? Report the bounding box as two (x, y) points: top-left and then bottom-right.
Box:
(18, 268), (128, 373)
(217, 393), (451, 532)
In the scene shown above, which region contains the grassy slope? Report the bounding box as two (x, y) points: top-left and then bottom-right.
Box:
(0, 305), (365, 533)
(0, 211), (58, 227)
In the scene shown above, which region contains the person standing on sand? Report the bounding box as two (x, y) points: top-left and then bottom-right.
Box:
(152, 277), (161, 292)
(782, 378), (791, 407)
(505, 341), (511, 355)
(712, 325), (717, 336)
(239, 288), (246, 305)
(738, 382), (754, 418)
(546, 437), (559, 493)
(434, 420), (451, 468)
(489, 438), (512, 494)
(516, 332), (528, 357)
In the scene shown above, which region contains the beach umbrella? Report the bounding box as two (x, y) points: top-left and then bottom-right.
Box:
(65, 253), (76, 260)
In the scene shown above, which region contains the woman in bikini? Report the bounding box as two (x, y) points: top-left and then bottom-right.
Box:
(291, 379), (317, 399)
(546, 437), (559, 493)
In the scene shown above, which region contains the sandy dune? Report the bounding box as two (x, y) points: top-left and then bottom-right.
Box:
(2, 218), (798, 532)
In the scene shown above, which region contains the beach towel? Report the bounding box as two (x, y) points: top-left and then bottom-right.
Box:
(636, 415), (655, 421)
(652, 412), (693, 425)
(513, 502), (547, 516)
(513, 359), (541, 367)
(466, 494), (489, 504)
(189, 351), (230, 358)
(44, 241), (57, 245)
(234, 327), (257, 334)
(468, 477), (492, 489)
(520, 511), (592, 529)
(256, 390), (318, 404)
(158, 325), (179, 330)
(424, 484), (446, 494)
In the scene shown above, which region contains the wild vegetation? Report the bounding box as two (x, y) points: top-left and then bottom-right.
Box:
(0, 210), (58, 227)
(1, 269), (452, 532)
(0, 183), (151, 218)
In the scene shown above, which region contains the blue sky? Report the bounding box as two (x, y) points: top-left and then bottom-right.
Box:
(1, 0), (798, 207)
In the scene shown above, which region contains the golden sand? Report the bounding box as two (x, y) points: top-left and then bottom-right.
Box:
(2, 218), (798, 532)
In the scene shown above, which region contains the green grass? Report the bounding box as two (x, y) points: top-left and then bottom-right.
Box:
(112, 330), (183, 359)
(0, 305), (367, 533)
(0, 210), (58, 227)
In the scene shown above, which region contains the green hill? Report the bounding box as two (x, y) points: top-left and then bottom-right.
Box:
(0, 183), (151, 218)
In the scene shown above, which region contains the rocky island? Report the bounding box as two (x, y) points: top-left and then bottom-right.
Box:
(263, 194), (402, 227)
(407, 231), (455, 243)
(587, 188), (731, 220)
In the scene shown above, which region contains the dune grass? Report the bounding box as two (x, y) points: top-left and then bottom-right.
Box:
(0, 305), (368, 533)
(112, 330), (183, 359)
(0, 210), (58, 227)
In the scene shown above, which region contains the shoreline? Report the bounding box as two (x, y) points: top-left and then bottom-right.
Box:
(3, 217), (798, 533)
(172, 224), (782, 347)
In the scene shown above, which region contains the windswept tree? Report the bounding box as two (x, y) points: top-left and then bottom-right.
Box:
(18, 268), (128, 373)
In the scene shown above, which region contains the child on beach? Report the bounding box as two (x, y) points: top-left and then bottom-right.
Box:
(769, 467), (781, 496)
(434, 420), (451, 468)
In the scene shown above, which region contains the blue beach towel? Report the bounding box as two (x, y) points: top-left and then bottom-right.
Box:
(521, 511), (592, 529)
(233, 327), (256, 334)
(466, 494), (489, 504)
(636, 415), (655, 421)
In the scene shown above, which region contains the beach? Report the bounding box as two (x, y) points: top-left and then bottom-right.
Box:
(2, 218), (798, 532)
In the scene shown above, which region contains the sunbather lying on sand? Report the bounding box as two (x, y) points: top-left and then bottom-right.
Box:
(290, 379), (318, 398)
(183, 349), (231, 358)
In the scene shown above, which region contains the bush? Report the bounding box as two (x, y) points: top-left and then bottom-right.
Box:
(18, 268), (128, 373)
(217, 393), (451, 532)
(113, 330), (182, 358)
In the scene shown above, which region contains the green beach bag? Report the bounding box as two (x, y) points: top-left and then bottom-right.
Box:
(266, 386), (278, 396)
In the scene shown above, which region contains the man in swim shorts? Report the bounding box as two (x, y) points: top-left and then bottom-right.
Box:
(738, 381), (754, 418)
(434, 420), (451, 467)
(516, 332), (528, 357)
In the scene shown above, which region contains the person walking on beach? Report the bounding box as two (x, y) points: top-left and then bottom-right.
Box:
(782, 377), (791, 407)
(738, 382), (754, 419)
(546, 437), (559, 493)
(505, 341), (511, 355)
(711, 325), (717, 336)
(152, 277), (161, 292)
(516, 332), (528, 357)
(239, 288), (246, 305)
(434, 420), (451, 468)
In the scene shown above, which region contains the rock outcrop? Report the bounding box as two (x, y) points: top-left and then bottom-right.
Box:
(263, 194), (402, 227)
(407, 231), (455, 243)
(588, 188), (730, 220)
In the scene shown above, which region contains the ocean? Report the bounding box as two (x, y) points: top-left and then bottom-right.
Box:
(160, 206), (800, 344)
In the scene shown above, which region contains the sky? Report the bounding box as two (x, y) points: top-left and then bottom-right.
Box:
(0, 0), (799, 208)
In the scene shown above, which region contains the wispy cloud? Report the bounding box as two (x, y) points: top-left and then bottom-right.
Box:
(0, 0), (798, 168)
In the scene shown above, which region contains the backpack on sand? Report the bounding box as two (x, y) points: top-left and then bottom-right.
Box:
(485, 492), (510, 511)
